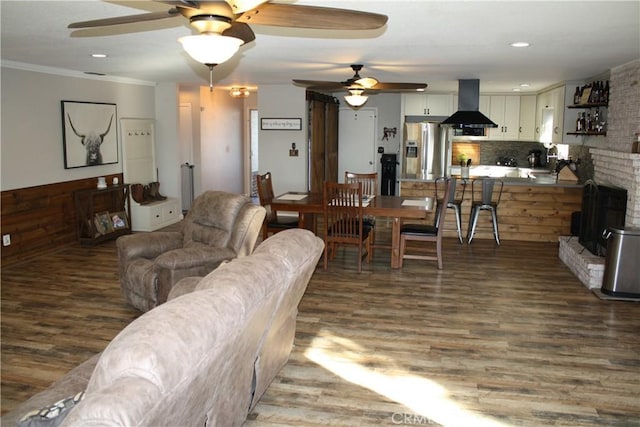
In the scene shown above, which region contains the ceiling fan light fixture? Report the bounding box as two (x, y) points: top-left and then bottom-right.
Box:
(178, 33), (242, 66)
(229, 87), (250, 98)
(344, 88), (368, 108)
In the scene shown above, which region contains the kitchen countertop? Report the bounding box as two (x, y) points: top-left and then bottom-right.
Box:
(400, 174), (582, 187)
(399, 165), (583, 188)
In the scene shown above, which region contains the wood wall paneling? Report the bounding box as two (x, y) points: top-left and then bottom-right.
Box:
(1, 174), (124, 266)
(401, 181), (582, 242)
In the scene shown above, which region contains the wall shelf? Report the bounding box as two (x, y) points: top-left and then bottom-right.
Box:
(567, 131), (607, 136)
(568, 102), (608, 109)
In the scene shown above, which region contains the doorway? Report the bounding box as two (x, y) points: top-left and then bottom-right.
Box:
(338, 107), (377, 181)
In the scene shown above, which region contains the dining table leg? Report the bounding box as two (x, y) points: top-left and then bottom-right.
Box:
(297, 212), (317, 234)
(391, 217), (402, 269)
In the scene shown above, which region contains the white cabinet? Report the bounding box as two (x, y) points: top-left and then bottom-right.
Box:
(487, 95), (520, 140)
(479, 95), (491, 117)
(130, 197), (181, 232)
(404, 93), (453, 116)
(518, 95), (537, 141)
(536, 86), (566, 144)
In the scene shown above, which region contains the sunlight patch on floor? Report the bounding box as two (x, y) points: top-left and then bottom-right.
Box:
(305, 330), (511, 427)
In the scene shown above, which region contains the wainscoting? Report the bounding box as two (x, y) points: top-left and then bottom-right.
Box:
(1, 174), (123, 266)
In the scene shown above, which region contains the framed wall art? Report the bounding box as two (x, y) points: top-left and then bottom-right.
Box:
(61, 101), (118, 169)
(260, 118), (302, 131)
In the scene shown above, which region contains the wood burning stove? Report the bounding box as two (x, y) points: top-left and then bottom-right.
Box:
(579, 180), (628, 257)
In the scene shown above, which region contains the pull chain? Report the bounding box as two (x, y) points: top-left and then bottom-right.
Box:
(207, 64), (214, 92)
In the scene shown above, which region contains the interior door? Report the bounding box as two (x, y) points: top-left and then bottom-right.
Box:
(338, 108), (377, 181)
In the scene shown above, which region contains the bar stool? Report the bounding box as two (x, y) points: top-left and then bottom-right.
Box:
(467, 178), (504, 245)
(435, 176), (466, 243)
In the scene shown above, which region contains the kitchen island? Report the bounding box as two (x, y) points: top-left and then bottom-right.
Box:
(400, 169), (583, 243)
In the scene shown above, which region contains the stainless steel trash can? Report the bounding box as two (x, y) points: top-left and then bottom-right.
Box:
(601, 226), (640, 297)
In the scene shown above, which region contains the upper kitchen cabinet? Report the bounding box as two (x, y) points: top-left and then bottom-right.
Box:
(536, 86), (565, 144)
(479, 95), (491, 118)
(403, 93), (454, 116)
(488, 95), (520, 140)
(518, 95), (537, 141)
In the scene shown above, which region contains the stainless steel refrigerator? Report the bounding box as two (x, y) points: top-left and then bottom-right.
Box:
(402, 121), (449, 179)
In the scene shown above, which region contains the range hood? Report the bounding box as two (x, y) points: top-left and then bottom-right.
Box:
(441, 79), (498, 128)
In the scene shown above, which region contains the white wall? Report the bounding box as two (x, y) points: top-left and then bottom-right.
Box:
(1, 66), (155, 191)
(154, 83), (180, 199)
(199, 86), (244, 194)
(179, 85), (203, 197)
(257, 85), (308, 194)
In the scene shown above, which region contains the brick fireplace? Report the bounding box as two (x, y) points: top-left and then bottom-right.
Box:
(559, 59), (640, 289)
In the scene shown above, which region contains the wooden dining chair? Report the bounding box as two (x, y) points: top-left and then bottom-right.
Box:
(255, 172), (299, 240)
(345, 171), (379, 248)
(323, 181), (373, 273)
(399, 178), (453, 269)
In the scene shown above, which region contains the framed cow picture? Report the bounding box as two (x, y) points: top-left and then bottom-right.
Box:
(61, 101), (118, 169)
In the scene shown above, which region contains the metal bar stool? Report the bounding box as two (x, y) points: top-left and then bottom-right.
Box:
(467, 178), (504, 245)
(435, 176), (466, 243)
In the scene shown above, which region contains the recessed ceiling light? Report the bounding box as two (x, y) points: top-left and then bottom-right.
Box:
(416, 88), (425, 92)
(520, 83), (530, 87)
(510, 42), (530, 48)
(91, 53), (108, 58)
(512, 88), (521, 92)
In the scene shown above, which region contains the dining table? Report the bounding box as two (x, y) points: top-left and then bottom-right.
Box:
(271, 192), (434, 269)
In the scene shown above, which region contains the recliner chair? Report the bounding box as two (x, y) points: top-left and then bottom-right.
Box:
(116, 190), (266, 312)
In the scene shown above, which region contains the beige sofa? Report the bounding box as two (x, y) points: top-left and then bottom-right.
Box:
(3, 228), (323, 427)
(117, 190), (266, 312)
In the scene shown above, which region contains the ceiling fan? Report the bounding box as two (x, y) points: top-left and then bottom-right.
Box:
(293, 64), (427, 107)
(68, 1), (388, 38)
(293, 64), (428, 93)
(68, 1), (388, 89)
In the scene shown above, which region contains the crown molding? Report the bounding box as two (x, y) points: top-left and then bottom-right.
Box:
(1, 60), (156, 86)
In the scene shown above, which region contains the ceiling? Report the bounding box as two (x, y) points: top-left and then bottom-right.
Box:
(2, 1), (639, 94)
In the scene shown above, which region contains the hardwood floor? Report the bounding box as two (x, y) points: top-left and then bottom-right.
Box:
(2, 226), (639, 426)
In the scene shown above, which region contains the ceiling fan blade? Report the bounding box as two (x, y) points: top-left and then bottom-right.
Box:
(236, 4), (388, 30)
(292, 79), (345, 89)
(372, 82), (428, 92)
(68, 9), (179, 29)
(223, 23), (255, 44)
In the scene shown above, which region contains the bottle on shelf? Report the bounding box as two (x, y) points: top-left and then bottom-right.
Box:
(604, 80), (610, 104)
(576, 113), (583, 131)
(573, 86), (581, 105)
